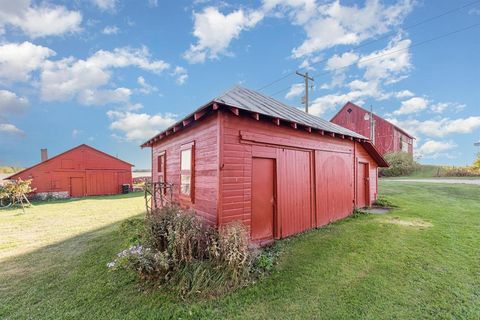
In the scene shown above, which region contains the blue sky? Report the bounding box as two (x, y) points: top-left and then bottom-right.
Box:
(0, 0), (479, 169)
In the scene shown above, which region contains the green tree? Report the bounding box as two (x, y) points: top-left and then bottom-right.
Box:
(380, 152), (419, 177)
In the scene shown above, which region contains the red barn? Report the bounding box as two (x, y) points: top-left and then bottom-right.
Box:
(6, 144), (133, 199)
(330, 102), (414, 155)
(141, 87), (388, 242)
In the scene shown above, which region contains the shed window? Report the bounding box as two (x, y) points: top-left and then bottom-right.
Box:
(180, 142), (194, 201)
(157, 152), (166, 188)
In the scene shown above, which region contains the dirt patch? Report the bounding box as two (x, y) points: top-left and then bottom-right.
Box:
(364, 207), (391, 215)
(379, 216), (432, 228)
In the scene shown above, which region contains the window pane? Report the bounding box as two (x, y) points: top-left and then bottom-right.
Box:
(181, 149), (191, 170)
(158, 155), (163, 172)
(181, 174), (191, 195)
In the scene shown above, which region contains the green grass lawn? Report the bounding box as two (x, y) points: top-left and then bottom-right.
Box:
(1, 183), (479, 319)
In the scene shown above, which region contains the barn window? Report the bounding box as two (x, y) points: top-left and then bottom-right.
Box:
(180, 142), (195, 201)
(347, 108), (352, 113)
(400, 136), (409, 152)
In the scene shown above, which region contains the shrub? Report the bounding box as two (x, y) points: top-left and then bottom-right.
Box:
(250, 243), (282, 276)
(109, 206), (259, 298)
(474, 154), (480, 169)
(373, 196), (396, 208)
(352, 208), (369, 218)
(217, 222), (250, 272)
(380, 152), (419, 177)
(440, 166), (480, 177)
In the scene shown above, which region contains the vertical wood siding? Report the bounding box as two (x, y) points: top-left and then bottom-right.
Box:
(331, 102), (413, 155)
(315, 150), (354, 226)
(9, 145), (132, 197)
(276, 148), (312, 237)
(219, 111), (378, 239)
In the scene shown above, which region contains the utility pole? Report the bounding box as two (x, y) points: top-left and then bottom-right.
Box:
(296, 71), (314, 113)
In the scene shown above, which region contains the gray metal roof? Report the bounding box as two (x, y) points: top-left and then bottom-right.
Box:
(214, 86), (366, 139)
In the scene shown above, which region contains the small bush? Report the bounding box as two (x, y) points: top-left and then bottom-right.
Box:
(250, 243), (282, 276)
(109, 206), (259, 298)
(353, 208), (369, 218)
(374, 196), (396, 208)
(380, 152), (419, 177)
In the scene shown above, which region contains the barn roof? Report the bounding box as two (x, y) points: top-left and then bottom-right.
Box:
(5, 144), (133, 180)
(142, 86), (368, 148)
(214, 86), (366, 139)
(331, 101), (415, 139)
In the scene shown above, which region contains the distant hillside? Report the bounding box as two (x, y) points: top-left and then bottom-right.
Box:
(408, 165), (446, 178)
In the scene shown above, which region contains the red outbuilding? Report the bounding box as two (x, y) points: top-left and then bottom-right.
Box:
(141, 87), (388, 242)
(6, 144), (133, 199)
(330, 102), (415, 155)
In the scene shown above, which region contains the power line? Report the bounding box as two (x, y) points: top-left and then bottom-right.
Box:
(269, 22), (480, 98)
(257, 0), (480, 92)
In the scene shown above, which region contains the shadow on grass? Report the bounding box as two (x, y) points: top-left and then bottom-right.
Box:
(28, 191), (144, 206)
(0, 215), (147, 316)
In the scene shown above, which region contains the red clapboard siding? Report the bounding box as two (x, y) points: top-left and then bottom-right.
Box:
(151, 113), (219, 224)
(147, 107), (382, 242)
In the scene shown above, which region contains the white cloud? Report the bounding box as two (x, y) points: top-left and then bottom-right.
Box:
(393, 97), (428, 115)
(148, 0), (159, 8)
(72, 129), (82, 138)
(326, 51), (359, 70)
(184, 6), (264, 63)
(388, 116), (480, 138)
(40, 46), (169, 104)
(292, 0), (414, 58)
(469, 7), (480, 15)
(310, 91), (359, 116)
(107, 110), (176, 141)
(310, 78), (389, 116)
(358, 35), (412, 83)
(0, 0), (82, 38)
(171, 66), (188, 85)
(431, 102), (465, 113)
(137, 76), (158, 94)
(285, 83), (304, 99)
(102, 25), (119, 35)
(91, 0), (116, 11)
(323, 51), (359, 87)
(262, 0), (317, 25)
(0, 90), (29, 115)
(0, 42), (55, 83)
(394, 90), (414, 98)
(77, 88), (132, 106)
(0, 123), (24, 135)
(416, 139), (457, 158)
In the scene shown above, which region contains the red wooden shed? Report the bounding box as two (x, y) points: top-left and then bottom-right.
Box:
(6, 144), (133, 199)
(142, 87), (388, 242)
(331, 102), (415, 155)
